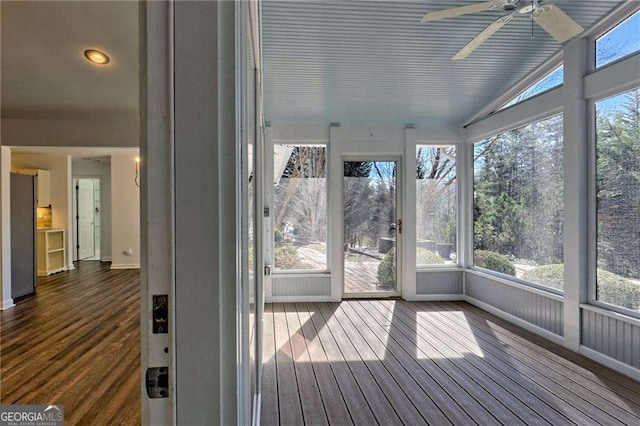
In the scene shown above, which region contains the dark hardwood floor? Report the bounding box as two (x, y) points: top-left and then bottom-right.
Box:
(262, 300), (640, 426)
(0, 261), (140, 425)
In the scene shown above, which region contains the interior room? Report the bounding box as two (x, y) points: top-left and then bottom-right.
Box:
(1, 1), (640, 425)
(0, 2), (141, 424)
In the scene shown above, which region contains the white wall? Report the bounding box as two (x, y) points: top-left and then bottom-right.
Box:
(1, 114), (139, 148)
(110, 152), (140, 269)
(11, 152), (74, 271)
(72, 158), (112, 260)
(0, 147), (15, 310)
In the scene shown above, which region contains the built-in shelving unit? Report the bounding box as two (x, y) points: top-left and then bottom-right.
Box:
(37, 228), (65, 276)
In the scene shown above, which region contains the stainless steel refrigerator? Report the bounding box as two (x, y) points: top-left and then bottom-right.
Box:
(11, 172), (36, 298)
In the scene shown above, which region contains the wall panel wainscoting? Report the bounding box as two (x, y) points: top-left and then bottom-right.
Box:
(466, 270), (564, 337)
(582, 306), (640, 371)
(0, 261), (140, 424)
(416, 270), (463, 296)
(272, 275), (331, 299)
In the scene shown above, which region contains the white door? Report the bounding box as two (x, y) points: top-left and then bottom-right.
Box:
(342, 158), (402, 298)
(78, 179), (95, 260)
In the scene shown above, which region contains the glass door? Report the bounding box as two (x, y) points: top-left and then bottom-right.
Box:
(343, 159), (401, 297)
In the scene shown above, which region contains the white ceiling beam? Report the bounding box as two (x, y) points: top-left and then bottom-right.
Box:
(465, 86), (563, 142)
(583, 52), (640, 101)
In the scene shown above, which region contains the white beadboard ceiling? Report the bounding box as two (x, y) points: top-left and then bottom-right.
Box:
(263, 0), (624, 127)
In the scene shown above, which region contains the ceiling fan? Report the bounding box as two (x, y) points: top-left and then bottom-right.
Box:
(420, 0), (584, 60)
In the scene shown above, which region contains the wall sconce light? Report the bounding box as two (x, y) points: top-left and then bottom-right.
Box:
(135, 156), (141, 188)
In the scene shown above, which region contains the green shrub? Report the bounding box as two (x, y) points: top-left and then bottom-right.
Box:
(598, 269), (640, 311)
(377, 248), (398, 288)
(377, 248), (443, 288)
(474, 250), (515, 276)
(523, 264), (640, 310)
(275, 244), (302, 269)
(522, 264), (563, 290)
(274, 228), (284, 243)
(417, 247), (445, 265)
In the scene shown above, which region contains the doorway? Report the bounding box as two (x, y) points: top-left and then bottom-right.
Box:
(343, 158), (401, 297)
(73, 177), (100, 261)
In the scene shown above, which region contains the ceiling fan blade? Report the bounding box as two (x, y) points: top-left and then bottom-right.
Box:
(533, 4), (584, 43)
(420, 1), (500, 23)
(452, 14), (513, 60)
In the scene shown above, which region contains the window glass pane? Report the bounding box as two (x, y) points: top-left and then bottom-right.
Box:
(596, 10), (640, 68)
(273, 145), (327, 270)
(474, 115), (564, 290)
(500, 65), (563, 110)
(595, 88), (640, 312)
(416, 145), (457, 265)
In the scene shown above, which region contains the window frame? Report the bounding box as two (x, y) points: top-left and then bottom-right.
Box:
(471, 114), (566, 295)
(272, 143), (330, 275)
(593, 9), (640, 71)
(498, 64), (564, 112)
(587, 86), (640, 319)
(415, 143), (459, 270)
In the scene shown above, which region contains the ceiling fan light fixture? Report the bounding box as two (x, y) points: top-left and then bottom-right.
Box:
(84, 49), (110, 65)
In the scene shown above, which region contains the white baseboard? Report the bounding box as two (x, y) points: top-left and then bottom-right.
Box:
(110, 263), (140, 270)
(101, 256), (112, 262)
(1, 298), (15, 310)
(405, 294), (465, 302)
(579, 345), (640, 382)
(66, 264), (75, 271)
(268, 295), (332, 303)
(464, 295), (565, 346)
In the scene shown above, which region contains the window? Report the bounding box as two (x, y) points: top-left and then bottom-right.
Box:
(273, 145), (327, 270)
(596, 10), (640, 68)
(474, 115), (564, 290)
(595, 88), (640, 313)
(499, 65), (563, 110)
(416, 145), (456, 265)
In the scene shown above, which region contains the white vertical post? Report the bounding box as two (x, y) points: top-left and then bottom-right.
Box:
(65, 155), (75, 271)
(140, 1), (175, 424)
(263, 125), (273, 303)
(329, 124), (343, 301)
(0, 146), (14, 310)
(563, 38), (588, 350)
(403, 127), (417, 300)
(458, 132), (473, 270)
(172, 0), (240, 423)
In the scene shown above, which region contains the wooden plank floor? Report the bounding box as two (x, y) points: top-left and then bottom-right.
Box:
(0, 261), (140, 425)
(262, 300), (640, 426)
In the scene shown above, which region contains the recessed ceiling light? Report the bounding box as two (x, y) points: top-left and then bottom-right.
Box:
(84, 49), (110, 65)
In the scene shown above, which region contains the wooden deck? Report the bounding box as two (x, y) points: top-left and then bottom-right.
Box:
(261, 300), (640, 425)
(298, 245), (392, 293)
(0, 261), (140, 425)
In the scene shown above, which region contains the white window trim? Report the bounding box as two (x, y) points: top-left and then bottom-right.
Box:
(272, 142), (330, 274)
(415, 143), (459, 269)
(588, 85), (640, 321)
(588, 4), (640, 72)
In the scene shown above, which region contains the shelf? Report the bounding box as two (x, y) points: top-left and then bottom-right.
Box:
(37, 229), (66, 276)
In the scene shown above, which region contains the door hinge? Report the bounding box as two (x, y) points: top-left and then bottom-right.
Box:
(398, 219), (403, 234)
